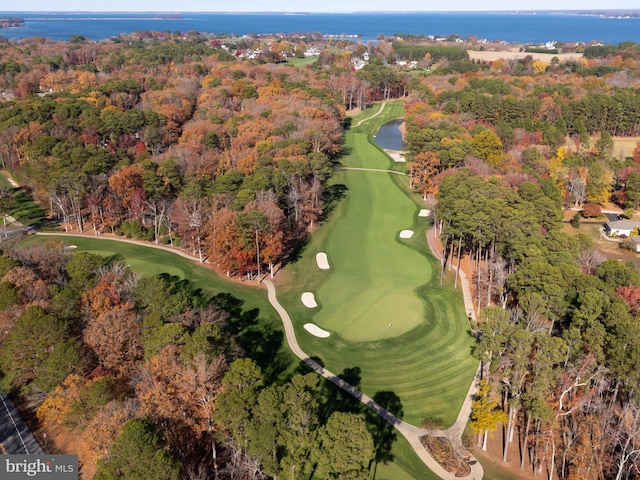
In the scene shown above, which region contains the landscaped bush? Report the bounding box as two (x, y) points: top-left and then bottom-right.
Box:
(581, 203), (602, 218)
(570, 213), (581, 228)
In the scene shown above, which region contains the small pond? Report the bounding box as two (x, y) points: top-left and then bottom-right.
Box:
(373, 119), (406, 151)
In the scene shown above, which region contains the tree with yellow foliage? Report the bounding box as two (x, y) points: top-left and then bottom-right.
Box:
(471, 379), (508, 451)
(548, 146), (568, 189)
(532, 60), (549, 74)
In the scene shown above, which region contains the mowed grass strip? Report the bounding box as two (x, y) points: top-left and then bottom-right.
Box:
(282, 100), (478, 426)
(314, 161), (428, 341)
(25, 235), (274, 310)
(22, 235), (299, 376)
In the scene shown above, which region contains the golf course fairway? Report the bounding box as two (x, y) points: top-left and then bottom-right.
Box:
(313, 132), (429, 342)
(285, 101), (478, 427)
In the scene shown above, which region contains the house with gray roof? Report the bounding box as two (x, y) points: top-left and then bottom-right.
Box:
(603, 219), (640, 237)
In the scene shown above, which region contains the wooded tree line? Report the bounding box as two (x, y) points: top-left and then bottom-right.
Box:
(403, 45), (640, 209)
(0, 34), (346, 278)
(401, 44), (640, 477)
(0, 241), (376, 479)
(436, 170), (640, 479)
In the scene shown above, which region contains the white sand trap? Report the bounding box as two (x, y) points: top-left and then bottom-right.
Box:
(304, 323), (330, 338)
(418, 209), (430, 217)
(385, 149), (406, 162)
(316, 252), (330, 270)
(301, 292), (318, 308)
(399, 230), (414, 239)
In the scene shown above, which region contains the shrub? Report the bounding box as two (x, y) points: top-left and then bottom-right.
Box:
(582, 203), (602, 218)
(570, 213), (581, 228)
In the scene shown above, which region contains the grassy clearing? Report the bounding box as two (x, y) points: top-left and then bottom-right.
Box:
(8, 190), (47, 225)
(25, 236), (273, 313)
(284, 56), (318, 67)
(372, 434), (440, 480)
(281, 100), (478, 428)
(350, 100), (405, 136)
(312, 139), (429, 341)
(0, 173), (46, 225)
(613, 136), (639, 160)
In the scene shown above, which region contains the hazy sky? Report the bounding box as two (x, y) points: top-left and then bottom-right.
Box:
(2, 1), (639, 12)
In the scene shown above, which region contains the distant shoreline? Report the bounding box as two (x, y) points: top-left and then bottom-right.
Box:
(1, 12), (639, 44)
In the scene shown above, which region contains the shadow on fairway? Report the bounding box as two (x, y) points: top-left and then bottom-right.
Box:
(367, 391), (402, 470)
(295, 355), (325, 376)
(213, 292), (287, 384)
(321, 183), (348, 220)
(317, 366), (366, 423)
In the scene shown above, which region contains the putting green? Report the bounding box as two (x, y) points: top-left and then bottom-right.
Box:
(313, 164), (431, 341)
(285, 100), (477, 427)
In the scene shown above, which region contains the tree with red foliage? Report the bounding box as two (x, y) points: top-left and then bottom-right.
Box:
(616, 285), (640, 316)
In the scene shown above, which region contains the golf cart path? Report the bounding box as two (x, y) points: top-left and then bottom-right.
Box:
(350, 101), (388, 128)
(264, 279), (483, 480)
(33, 228), (482, 478)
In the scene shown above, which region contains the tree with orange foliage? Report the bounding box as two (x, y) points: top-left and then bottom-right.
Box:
(410, 151), (441, 199)
(83, 306), (142, 377)
(616, 285), (640, 316)
(108, 163), (146, 220)
(136, 344), (227, 468)
(37, 373), (85, 426)
(207, 207), (250, 276)
(81, 277), (122, 319)
(77, 400), (135, 473)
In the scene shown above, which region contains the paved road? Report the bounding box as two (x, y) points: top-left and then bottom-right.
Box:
(0, 392), (43, 454)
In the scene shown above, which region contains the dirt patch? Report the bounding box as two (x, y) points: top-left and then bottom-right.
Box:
(421, 435), (471, 477)
(468, 49), (582, 63)
(470, 427), (559, 480)
(613, 136), (640, 160)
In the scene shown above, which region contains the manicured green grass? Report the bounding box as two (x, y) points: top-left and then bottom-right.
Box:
(27, 236), (272, 312)
(350, 100), (405, 136)
(24, 235), (298, 382)
(281, 100), (478, 428)
(372, 434), (440, 480)
(5, 189), (46, 225)
(0, 173), (13, 189)
(311, 148), (429, 342)
(284, 56), (318, 67)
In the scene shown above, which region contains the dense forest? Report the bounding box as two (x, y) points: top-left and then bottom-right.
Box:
(2, 28), (640, 479)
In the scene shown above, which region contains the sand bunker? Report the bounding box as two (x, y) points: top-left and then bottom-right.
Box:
(385, 149), (406, 162)
(399, 230), (414, 239)
(418, 209), (430, 217)
(316, 252), (330, 270)
(304, 323), (330, 338)
(301, 292), (318, 308)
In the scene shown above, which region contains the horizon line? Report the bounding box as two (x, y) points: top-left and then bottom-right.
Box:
(2, 9), (640, 13)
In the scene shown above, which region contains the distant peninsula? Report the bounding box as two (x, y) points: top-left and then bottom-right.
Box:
(0, 17), (25, 29)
